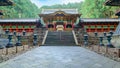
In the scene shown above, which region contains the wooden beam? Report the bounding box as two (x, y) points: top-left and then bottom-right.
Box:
(105, 0), (120, 6)
(0, 0), (14, 6)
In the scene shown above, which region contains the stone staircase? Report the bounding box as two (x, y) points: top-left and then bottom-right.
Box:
(111, 22), (120, 48)
(45, 31), (75, 46)
(34, 28), (47, 45)
(74, 28), (100, 45)
(114, 22), (120, 35)
(74, 28), (84, 45)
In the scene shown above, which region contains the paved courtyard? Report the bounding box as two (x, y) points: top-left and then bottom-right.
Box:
(0, 46), (120, 68)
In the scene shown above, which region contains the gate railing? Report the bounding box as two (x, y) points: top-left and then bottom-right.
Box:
(42, 30), (48, 45)
(72, 30), (78, 45)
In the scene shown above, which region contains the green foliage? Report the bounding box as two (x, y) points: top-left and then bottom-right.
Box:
(0, 0), (119, 18)
(40, 0), (119, 18)
(0, 0), (39, 18)
(81, 0), (119, 18)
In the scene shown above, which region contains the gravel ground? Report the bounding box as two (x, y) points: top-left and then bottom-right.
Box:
(0, 45), (38, 63)
(83, 45), (120, 62)
(1, 44), (120, 64)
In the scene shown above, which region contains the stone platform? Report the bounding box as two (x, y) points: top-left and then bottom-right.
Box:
(0, 46), (120, 68)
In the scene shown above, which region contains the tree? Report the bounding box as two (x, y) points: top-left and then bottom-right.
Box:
(0, 0), (39, 18)
(81, 0), (119, 18)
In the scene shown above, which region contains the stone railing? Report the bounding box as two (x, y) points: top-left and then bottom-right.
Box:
(72, 30), (78, 45)
(34, 27), (47, 45)
(74, 28), (84, 45)
(42, 30), (48, 45)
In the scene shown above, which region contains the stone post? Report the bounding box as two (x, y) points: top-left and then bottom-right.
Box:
(13, 31), (16, 36)
(103, 32), (106, 37)
(99, 35), (104, 46)
(84, 34), (88, 46)
(16, 34), (22, 46)
(5, 29), (9, 35)
(15, 34), (22, 53)
(6, 33), (14, 48)
(94, 32), (98, 37)
(98, 35), (104, 52)
(109, 30), (113, 37)
(6, 33), (14, 55)
(23, 30), (26, 36)
(33, 34), (38, 46)
(107, 34), (114, 48)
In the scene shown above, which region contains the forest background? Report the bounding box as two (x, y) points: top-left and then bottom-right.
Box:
(0, 0), (119, 18)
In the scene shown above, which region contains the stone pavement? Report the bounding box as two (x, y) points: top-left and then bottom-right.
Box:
(0, 46), (120, 68)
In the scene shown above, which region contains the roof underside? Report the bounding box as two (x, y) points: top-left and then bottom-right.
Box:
(0, 0), (14, 6)
(0, 19), (39, 23)
(81, 18), (120, 22)
(105, 0), (120, 6)
(0, 12), (3, 15)
(39, 14), (81, 18)
(41, 9), (79, 14)
(0, 18), (119, 23)
(115, 10), (120, 16)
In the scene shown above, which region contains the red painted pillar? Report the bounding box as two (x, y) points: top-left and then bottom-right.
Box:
(64, 23), (66, 30)
(9, 24), (12, 32)
(108, 23), (110, 32)
(89, 27), (91, 32)
(54, 23), (56, 31)
(16, 28), (18, 32)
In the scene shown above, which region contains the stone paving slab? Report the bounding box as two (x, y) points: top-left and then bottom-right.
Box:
(0, 46), (120, 68)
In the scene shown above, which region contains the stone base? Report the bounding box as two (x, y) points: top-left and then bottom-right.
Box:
(100, 44), (104, 46)
(107, 44), (114, 48)
(6, 44), (14, 48)
(0, 45), (4, 49)
(33, 43), (38, 46)
(15, 43), (22, 46)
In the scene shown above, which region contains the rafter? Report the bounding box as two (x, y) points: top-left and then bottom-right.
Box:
(0, 0), (14, 6)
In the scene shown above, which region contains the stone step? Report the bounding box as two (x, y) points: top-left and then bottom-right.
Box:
(46, 41), (74, 42)
(44, 44), (75, 46)
(46, 37), (74, 39)
(45, 31), (75, 45)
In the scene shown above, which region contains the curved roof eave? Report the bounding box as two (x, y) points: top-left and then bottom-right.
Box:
(81, 18), (120, 22)
(0, 18), (39, 23)
(41, 9), (79, 14)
